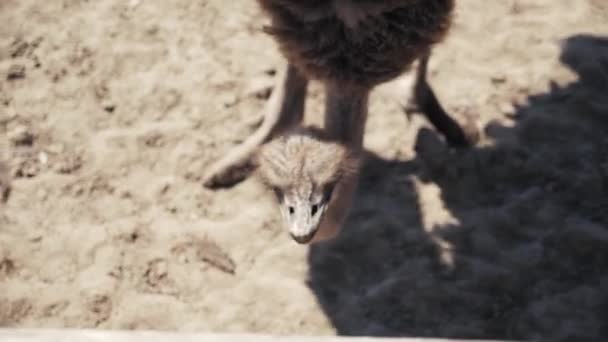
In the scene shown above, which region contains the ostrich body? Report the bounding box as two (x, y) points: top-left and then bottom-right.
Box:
(258, 0), (453, 87)
(204, 0), (475, 243)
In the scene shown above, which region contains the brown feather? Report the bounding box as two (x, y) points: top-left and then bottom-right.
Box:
(255, 126), (361, 194)
(257, 0), (454, 87)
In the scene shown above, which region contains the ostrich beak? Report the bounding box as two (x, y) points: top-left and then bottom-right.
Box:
(280, 200), (329, 244)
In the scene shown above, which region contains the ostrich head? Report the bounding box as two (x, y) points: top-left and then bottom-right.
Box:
(255, 127), (360, 244)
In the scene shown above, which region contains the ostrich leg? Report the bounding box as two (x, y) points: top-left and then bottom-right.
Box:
(409, 50), (478, 147)
(203, 63), (308, 188)
(311, 84), (369, 242)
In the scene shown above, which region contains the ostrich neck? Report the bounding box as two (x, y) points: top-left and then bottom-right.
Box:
(324, 84), (370, 151)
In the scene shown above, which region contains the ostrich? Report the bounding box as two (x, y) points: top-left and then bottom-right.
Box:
(203, 0), (477, 243)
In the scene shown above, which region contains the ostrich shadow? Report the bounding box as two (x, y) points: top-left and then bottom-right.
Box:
(306, 34), (608, 341)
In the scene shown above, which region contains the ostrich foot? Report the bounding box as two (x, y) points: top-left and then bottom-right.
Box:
(406, 52), (479, 148)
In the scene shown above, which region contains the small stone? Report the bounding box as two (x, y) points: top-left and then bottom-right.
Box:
(7, 64), (26, 80)
(221, 93), (238, 108)
(263, 68), (276, 76)
(491, 74), (507, 85)
(8, 125), (34, 146)
(0, 257), (16, 277)
(54, 153), (83, 174)
(146, 25), (159, 36)
(103, 104), (116, 113)
(9, 39), (29, 58)
(16, 159), (40, 178)
(145, 258), (169, 286)
(32, 56), (41, 69)
(139, 131), (164, 148)
(38, 151), (48, 165)
(159, 182), (171, 195)
(120, 190), (132, 198)
(29, 235), (43, 243)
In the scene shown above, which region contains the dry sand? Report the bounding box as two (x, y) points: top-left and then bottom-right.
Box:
(1, 1), (608, 341)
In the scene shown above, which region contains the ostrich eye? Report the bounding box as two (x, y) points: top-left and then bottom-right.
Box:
(311, 204), (318, 216)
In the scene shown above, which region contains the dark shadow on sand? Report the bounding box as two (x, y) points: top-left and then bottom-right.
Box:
(307, 34), (608, 341)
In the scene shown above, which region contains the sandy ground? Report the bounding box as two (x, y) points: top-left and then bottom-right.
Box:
(1, 0), (608, 341)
